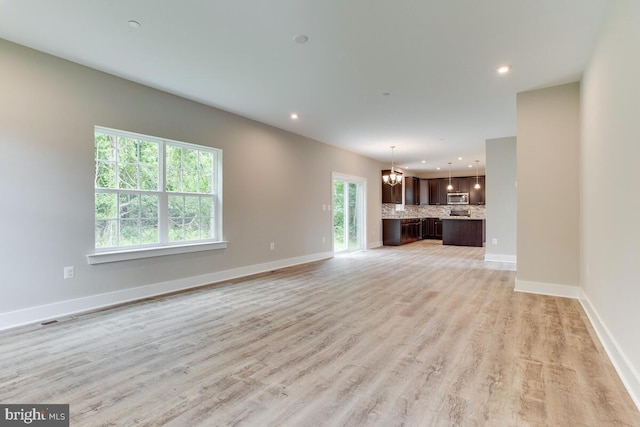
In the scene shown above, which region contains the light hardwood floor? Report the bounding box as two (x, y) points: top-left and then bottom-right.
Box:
(1, 241), (638, 426)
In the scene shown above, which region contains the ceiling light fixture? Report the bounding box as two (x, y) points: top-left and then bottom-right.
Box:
(447, 162), (453, 191)
(421, 160), (426, 164)
(382, 146), (402, 187)
(290, 113), (299, 119)
(128, 20), (141, 28)
(474, 160), (481, 189)
(497, 65), (511, 74)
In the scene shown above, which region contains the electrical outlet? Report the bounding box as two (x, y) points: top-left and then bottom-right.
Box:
(270, 242), (275, 250)
(491, 238), (498, 245)
(63, 266), (75, 279)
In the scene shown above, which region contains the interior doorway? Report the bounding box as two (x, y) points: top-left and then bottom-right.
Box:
(332, 173), (366, 253)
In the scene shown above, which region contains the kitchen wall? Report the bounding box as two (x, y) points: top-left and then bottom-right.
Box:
(381, 204), (486, 219)
(580, 0), (640, 406)
(0, 38), (382, 328)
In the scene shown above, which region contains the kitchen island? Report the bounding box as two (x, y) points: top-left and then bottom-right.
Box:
(442, 217), (485, 247)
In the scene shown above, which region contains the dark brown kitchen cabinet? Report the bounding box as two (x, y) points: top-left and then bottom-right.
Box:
(434, 219), (443, 239)
(404, 177), (420, 205)
(383, 218), (421, 246)
(427, 175), (485, 205)
(423, 217), (443, 239)
(442, 219), (484, 247)
(429, 179), (448, 205)
(469, 176), (485, 205)
(419, 179), (429, 205)
(445, 177), (471, 193)
(446, 177), (458, 193)
(381, 170), (402, 203)
(456, 177), (471, 193)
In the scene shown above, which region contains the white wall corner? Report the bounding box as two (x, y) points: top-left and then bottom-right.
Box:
(579, 291), (640, 411)
(514, 278), (581, 299)
(0, 251), (334, 332)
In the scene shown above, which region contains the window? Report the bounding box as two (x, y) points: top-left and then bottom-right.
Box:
(92, 127), (223, 260)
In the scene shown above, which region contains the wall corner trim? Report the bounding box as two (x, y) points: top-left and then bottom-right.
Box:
(0, 251), (334, 332)
(579, 291), (640, 411)
(514, 279), (581, 299)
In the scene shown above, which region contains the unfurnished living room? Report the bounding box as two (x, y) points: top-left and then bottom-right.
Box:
(1, 1), (639, 426)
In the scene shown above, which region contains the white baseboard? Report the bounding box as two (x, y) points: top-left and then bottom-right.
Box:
(484, 253), (517, 264)
(515, 279), (640, 411)
(368, 240), (382, 249)
(0, 252), (333, 331)
(579, 292), (640, 410)
(514, 279), (581, 299)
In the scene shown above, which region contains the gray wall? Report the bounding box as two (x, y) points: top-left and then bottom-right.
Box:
(516, 83), (581, 288)
(484, 137), (516, 262)
(581, 0), (640, 400)
(0, 38), (382, 318)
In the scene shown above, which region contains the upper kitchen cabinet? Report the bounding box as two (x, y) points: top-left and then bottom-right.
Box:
(404, 177), (420, 205)
(444, 177), (470, 193)
(419, 179), (429, 205)
(457, 177), (471, 193)
(428, 178), (448, 205)
(381, 170), (402, 204)
(427, 176), (485, 205)
(469, 176), (486, 205)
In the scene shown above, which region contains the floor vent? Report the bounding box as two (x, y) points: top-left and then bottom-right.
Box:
(41, 320), (58, 326)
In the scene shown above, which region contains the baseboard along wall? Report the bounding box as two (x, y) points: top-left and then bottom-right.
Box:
(515, 278), (640, 411)
(0, 251), (334, 332)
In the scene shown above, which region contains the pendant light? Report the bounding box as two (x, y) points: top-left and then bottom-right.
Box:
(382, 146), (401, 186)
(447, 162), (453, 191)
(474, 160), (481, 189)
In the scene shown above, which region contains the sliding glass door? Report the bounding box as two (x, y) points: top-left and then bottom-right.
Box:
(332, 173), (366, 252)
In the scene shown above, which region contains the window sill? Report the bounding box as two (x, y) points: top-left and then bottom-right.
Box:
(87, 241), (228, 265)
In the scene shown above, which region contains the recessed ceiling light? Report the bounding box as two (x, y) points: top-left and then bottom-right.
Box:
(458, 157), (462, 160)
(497, 65), (511, 74)
(437, 167), (441, 170)
(421, 160), (426, 164)
(290, 113), (299, 119)
(293, 34), (309, 44)
(468, 164), (473, 168)
(128, 20), (141, 28)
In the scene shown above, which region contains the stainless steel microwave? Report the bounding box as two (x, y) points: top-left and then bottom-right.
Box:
(447, 192), (469, 205)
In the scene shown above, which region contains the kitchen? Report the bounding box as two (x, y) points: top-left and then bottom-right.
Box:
(381, 172), (486, 247)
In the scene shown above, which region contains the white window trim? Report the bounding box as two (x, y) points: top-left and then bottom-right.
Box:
(89, 126), (224, 263)
(87, 240), (228, 265)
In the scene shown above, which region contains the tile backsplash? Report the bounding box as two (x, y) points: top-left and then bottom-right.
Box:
(382, 203), (486, 219)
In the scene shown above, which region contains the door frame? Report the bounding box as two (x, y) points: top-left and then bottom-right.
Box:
(331, 172), (367, 253)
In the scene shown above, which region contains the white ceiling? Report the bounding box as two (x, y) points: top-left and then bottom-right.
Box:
(0, 0), (608, 173)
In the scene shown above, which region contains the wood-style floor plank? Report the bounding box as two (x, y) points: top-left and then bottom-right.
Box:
(1, 240), (638, 426)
